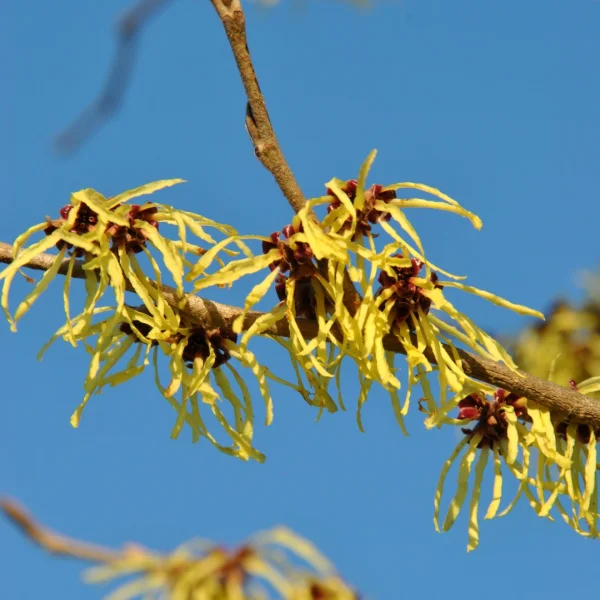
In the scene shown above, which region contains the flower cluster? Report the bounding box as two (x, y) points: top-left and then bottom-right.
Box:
(6, 150), (597, 553)
(1, 152), (546, 471)
(214, 150), (543, 432)
(41, 301), (278, 461)
(433, 380), (600, 551)
(420, 273), (600, 548)
(0, 180), (241, 340)
(325, 178), (396, 238)
(375, 255), (442, 328)
(261, 222), (321, 318)
(1, 180), (291, 460)
(83, 526), (358, 600)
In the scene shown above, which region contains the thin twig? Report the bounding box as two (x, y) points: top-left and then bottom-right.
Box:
(2, 241), (599, 428)
(0, 498), (121, 563)
(209, 0), (362, 311)
(55, 0), (173, 155)
(208, 0), (306, 213)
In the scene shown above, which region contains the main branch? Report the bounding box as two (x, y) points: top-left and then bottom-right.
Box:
(2, 241), (599, 428)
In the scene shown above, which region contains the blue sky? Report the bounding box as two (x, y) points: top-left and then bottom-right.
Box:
(1, 0), (599, 598)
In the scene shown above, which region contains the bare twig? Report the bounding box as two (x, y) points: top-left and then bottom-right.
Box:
(55, 0), (173, 155)
(0, 498), (121, 563)
(2, 241), (600, 427)
(208, 0), (306, 214)
(208, 0), (363, 310)
(0, 498), (180, 576)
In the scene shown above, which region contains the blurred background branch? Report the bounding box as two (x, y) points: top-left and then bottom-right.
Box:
(54, 0), (173, 155)
(0, 498), (358, 599)
(0, 498), (121, 563)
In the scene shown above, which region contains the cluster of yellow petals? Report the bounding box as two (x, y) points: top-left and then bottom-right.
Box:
(83, 526), (357, 600)
(432, 277), (600, 550)
(40, 304), (276, 461)
(0, 152), (546, 463)
(0, 180), (279, 460)
(3, 151), (599, 552)
(213, 150), (543, 434)
(434, 376), (600, 552)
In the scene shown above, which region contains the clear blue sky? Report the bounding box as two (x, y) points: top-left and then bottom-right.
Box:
(2, 1), (599, 598)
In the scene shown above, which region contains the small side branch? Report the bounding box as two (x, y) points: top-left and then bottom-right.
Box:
(208, 0), (306, 213)
(2, 241), (600, 428)
(208, 0), (362, 311)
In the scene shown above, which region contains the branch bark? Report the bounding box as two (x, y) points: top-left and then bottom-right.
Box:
(2, 241), (599, 428)
(209, 0), (306, 214)
(208, 1), (363, 314)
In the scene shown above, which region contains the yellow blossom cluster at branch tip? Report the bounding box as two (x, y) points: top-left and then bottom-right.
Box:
(428, 277), (600, 550)
(431, 380), (599, 550)
(0, 180), (286, 460)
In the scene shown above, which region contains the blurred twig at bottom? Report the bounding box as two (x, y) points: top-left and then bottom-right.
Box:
(1, 498), (358, 599)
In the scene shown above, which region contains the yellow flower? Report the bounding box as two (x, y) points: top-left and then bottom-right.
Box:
(188, 219), (350, 419)
(39, 305), (160, 428)
(287, 577), (358, 600)
(1, 157), (550, 468)
(0, 179), (240, 339)
(45, 299), (286, 461)
(292, 151), (542, 429)
(432, 386), (599, 550)
(151, 315), (275, 463)
(180, 150), (544, 436)
(1, 180), (258, 432)
(82, 526), (356, 600)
